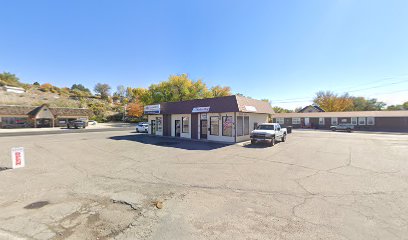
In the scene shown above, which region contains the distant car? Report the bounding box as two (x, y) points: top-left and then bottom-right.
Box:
(88, 120), (97, 125)
(136, 123), (149, 133)
(67, 120), (87, 129)
(330, 124), (354, 132)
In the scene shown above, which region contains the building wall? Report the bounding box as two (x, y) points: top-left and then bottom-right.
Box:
(147, 114), (164, 136)
(36, 106), (54, 119)
(236, 113), (269, 142)
(273, 116), (408, 132)
(205, 112), (236, 143)
(170, 114), (191, 138)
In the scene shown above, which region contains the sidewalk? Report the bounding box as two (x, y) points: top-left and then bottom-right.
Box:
(0, 123), (136, 137)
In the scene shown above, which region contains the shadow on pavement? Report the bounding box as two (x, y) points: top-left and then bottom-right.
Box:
(109, 134), (229, 151)
(242, 143), (275, 148)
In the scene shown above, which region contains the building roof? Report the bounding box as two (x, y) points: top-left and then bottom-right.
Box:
(0, 105), (92, 117)
(297, 105), (325, 113)
(273, 110), (408, 118)
(150, 95), (274, 115)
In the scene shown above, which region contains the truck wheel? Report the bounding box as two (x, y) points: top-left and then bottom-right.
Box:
(281, 134), (286, 142)
(269, 138), (275, 147)
(251, 140), (256, 144)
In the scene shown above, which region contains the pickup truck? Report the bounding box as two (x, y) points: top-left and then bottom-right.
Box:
(330, 124), (354, 132)
(250, 123), (287, 146)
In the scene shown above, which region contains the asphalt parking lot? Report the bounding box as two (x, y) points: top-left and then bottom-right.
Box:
(0, 130), (408, 240)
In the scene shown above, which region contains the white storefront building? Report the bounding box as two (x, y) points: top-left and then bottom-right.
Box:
(145, 95), (274, 143)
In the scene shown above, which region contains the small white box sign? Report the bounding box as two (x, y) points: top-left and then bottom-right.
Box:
(11, 147), (25, 169)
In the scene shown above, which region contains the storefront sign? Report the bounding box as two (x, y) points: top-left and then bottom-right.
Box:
(144, 104), (161, 114)
(11, 147), (25, 169)
(244, 106), (257, 112)
(192, 107), (210, 113)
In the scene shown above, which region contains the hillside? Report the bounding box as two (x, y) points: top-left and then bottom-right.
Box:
(0, 87), (83, 108)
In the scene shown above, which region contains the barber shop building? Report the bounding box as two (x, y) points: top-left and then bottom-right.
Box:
(144, 95), (274, 143)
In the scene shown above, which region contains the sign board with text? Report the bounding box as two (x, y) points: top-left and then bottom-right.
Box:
(192, 107), (210, 113)
(144, 104), (161, 114)
(11, 147), (25, 169)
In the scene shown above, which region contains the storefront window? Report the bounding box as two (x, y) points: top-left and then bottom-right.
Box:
(367, 117), (375, 125)
(319, 117), (325, 125)
(222, 116), (233, 137)
(292, 118), (301, 124)
(182, 117), (189, 133)
(351, 117), (358, 125)
(331, 117), (338, 125)
(244, 116), (250, 135)
(237, 116), (243, 136)
(210, 116), (219, 135)
(156, 117), (162, 131)
(276, 118), (284, 124)
(2, 117), (28, 127)
(358, 117), (366, 125)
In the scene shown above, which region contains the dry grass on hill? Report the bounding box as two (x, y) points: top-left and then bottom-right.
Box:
(0, 88), (82, 107)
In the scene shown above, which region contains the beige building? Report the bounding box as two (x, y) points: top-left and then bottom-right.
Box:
(145, 95), (274, 143)
(0, 104), (92, 128)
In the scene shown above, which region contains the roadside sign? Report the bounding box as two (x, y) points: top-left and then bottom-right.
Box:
(144, 104), (161, 114)
(11, 147), (25, 169)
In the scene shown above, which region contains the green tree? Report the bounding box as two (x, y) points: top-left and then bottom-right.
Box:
(71, 84), (91, 94)
(210, 85), (232, 98)
(146, 74), (215, 103)
(94, 83), (111, 100)
(0, 72), (22, 87)
(351, 97), (385, 111)
(272, 106), (293, 113)
(313, 91), (354, 112)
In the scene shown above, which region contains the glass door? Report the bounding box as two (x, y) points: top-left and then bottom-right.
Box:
(175, 120), (181, 137)
(200, 120), (207, 139)
(151, 120), (156, 135)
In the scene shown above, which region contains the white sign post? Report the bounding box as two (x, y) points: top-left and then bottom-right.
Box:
(11, 147), (25, 169)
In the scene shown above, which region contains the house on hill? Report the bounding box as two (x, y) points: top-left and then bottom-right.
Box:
(2, 85), (26, 94)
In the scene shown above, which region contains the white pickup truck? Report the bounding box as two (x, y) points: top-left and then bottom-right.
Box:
(250, 123), (287, 146)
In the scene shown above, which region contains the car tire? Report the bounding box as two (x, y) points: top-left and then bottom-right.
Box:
(331, 128), (336, 131)
(281, 134), (286, 142)
(269, 138), (275, 147)
(136, 129), (139, 133)
(251, 140), (256, 144)
(347, 128), (351, 132)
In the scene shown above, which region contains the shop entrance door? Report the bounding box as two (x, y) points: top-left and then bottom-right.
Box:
(151, 120), (156, 135)
(175, 120), (181, 137)
(200, 120), (208, 139)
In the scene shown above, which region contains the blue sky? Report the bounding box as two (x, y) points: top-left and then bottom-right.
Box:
(1, 0), (408, 109)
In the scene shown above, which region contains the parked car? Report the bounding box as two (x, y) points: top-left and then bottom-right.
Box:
(67, 120), (87, 129)
(136, 123), (149, 133)
(250, 123), (287, 146)
(88, 120), (97, 125)
(330, 124), (354, 132)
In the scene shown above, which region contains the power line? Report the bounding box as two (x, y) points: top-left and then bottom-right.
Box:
(271, 78), (408, 103)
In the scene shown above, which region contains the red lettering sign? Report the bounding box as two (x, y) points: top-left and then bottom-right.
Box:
(15, 152), (21, 166)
